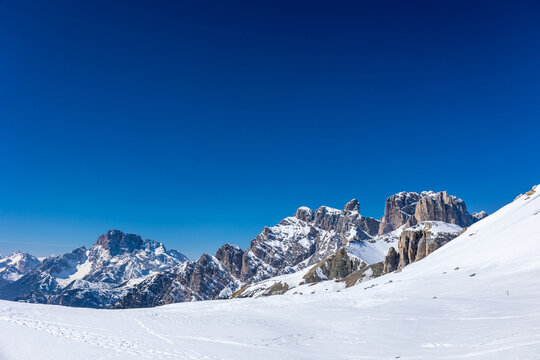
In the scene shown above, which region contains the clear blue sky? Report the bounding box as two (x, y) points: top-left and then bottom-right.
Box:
(1, 1), (538, 259)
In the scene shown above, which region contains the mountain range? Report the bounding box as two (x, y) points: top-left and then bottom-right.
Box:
(0, 189), (488, 308)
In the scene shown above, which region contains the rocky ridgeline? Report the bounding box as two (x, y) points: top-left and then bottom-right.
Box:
(228, 191), (483, 299)
(0, 190), (486, 308)
(235, 200), (380, 283)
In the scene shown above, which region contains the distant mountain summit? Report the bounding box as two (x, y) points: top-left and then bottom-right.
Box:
(0, 252), (41, 288)
(0, 230), (187, 308)
(0, 190), (487, 308)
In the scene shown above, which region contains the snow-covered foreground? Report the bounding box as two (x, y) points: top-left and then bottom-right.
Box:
(1, 188), (540, 359)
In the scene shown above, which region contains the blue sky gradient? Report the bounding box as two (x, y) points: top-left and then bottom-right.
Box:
(1, 1), (539, 258)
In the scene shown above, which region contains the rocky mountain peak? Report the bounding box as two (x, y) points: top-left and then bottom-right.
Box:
(409, 191), (474, 228)
(379, 191), (482, 235)
(93, 230), (145, 256)
(295, 206), (314, 223)
(473, 211), (488, 221)
(378, 191), (421, 235)
(344, 199), (360, 212)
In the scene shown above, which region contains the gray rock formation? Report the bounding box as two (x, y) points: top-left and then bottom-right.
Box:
(344, 199), (360, 212)
(397, 222), (462, 270)
(379, 191), (481, 235)
(472, 211), (488, 221)
(379, 192), (421, 235)
(339, 262), (384, 288)
(302, 248), (366, 284)
(408, 191), (476, 228)
(382, 247), (399, 274)
(215, 243), (244, 278)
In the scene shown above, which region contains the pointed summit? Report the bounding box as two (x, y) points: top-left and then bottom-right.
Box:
(344, 199), (360, 212)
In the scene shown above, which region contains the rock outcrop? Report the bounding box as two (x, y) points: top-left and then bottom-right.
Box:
(215, 243), (244, 278)
(339, 262), (384, 288)
(396, 222), (462, 270)
(382, 247), (399, 274)
(379, 192), (421, 235)
(408, 191), (476, 228)
(379, 191), (481, 235)
(302, 248), (366, 284)
(473, 211), (488, 221)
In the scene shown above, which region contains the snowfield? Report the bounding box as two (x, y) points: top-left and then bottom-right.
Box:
(1, 187), (540, 359)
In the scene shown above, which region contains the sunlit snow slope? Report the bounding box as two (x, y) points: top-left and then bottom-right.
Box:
(0, 187), (539, 359)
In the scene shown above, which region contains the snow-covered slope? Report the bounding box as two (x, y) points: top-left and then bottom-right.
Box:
(0, 186), (538, 359)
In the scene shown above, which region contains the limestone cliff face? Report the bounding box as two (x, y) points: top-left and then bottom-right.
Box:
(215, 244), (244, 278)
(407, 191), (476, 228)
(379, 191), (481, 235)
(382, 247), (399, 274)
(382, 221), (462, 273)
(378, 192), (421, 235)
(397, 229), (424, 269)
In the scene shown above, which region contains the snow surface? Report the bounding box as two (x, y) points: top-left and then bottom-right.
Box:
(1, 187), (540, 359)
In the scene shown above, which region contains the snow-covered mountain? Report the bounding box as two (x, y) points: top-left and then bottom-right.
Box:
(231, 220), (464, 298)
(0, 230), (187, 308)
(0, 185), (537, 359)
(112, 190), (479, 305)
(0, 190), (483, 309)
(0, 252), (41, 288)
(223, 191), (479, 285)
